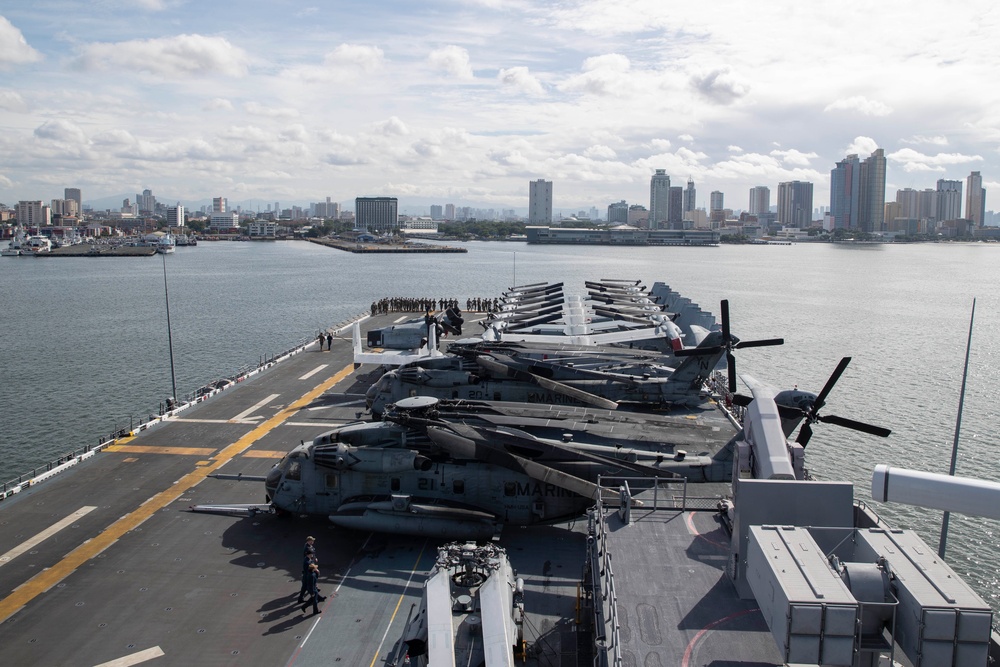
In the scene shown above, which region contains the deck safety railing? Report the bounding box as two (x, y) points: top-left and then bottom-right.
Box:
(0, 312), (369, 502)
(587, 475), (703, 667)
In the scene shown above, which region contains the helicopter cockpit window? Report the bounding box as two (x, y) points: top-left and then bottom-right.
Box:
(286, 458), (301, 481)
(325, 474), (338, 488)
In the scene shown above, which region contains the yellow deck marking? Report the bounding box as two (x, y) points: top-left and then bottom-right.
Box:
(0, 363), (356, 624)
(241, 450), (285, 458)
(103, 445), (217, 456)
(92, 645), (165, 666)
(0, 507), (97, 568)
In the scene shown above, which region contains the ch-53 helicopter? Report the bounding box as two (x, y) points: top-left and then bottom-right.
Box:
(195, 358), (890, 540)
(364, 331), (728, 416)
(364, 295), (786, 416)
(354, 280), (696, 367)
(479, 280), (693, 349)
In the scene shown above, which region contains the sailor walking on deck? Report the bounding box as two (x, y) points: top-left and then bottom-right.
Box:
(301, 563), (321, 615)
(317, 333), (325, 351)
(297, 536), (318, 603)
(325, 332), (332, 351)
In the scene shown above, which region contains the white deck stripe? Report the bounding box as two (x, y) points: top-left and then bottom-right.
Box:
(229, 394), (280, 422)
(298, 364), (328, 380)
(92, 646), (165, 667)
(282, 421), (348, 428)
(392, 315), (409, 323)
(0, 506), (97, 567)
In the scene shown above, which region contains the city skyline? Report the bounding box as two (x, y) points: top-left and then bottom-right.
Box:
(1, 2), (998, 212)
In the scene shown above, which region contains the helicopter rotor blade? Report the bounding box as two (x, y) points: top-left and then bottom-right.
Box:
(727, 352), (738, 393)
(720, 299), (731, 341)
(531, 375), (620, 411)
(425, 426), (600, 498)
(818, 414), (892, 438)
(734, 337), (785, 350)
(475, 354), (618, 410)
(796, 421), (814, 446)
(814, 356), (852, 410)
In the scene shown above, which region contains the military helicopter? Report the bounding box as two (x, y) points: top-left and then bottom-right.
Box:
(478, 280), (691, 348)
(197, 357), (889, 537)
(364, 330), (732, 416)
(364, 295), (790, 416)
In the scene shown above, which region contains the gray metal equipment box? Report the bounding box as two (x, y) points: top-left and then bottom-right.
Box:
(747, 525), (858, 666)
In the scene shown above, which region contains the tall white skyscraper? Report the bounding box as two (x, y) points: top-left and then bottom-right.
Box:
(777, 181), (814, 227)
(649, 169), (670, 229)
(528, 179), (553, 224)
(936, 179), (962, 222)
(167, 205), (185, 228)
(213, 197), (227, 213)
(64, 188), (82, 212)
(748, 186), (770, 215)
(966, 171), (985, 226)
(683, 179), (696, 213)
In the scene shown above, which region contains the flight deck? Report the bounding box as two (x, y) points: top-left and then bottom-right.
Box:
(0, 313), (613, 666)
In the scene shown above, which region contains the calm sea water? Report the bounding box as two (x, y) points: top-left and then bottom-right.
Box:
(2, 239), (998, 609)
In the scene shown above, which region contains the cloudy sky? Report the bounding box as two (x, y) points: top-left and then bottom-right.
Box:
(1, 1), (997, 214)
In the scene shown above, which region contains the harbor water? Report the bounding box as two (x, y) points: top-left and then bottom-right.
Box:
(1, 239), (999, 613)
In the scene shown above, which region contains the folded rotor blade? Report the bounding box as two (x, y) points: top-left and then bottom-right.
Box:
(734, 338), (784, 349)
(819, 414), (891, 438)
(814, 356), (852, 410)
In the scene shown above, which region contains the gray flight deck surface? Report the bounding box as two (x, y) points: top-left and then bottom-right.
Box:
(0, 312), (780, 666)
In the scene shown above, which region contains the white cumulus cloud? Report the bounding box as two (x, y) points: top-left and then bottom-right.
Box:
(0, 89), (27, 112)
(824, 96), (893, 117)
(34, 119), (87, 145)
(690, 68), (748, 104)
(584, 144), (617, 160)
(204, 98), (234, 111)
(770, 148), (818, 166)
(498, 66), (544, 95)
(560, 53), (631, 96)
(324, 44), (385, 73)
(0, 16), (42, 68)
(76, 34), (250, 77)
(428, 45), (474, 80)
(845, 136), (880, 156)
(373, 116), (409, 136)
(887, 147), (983, 173)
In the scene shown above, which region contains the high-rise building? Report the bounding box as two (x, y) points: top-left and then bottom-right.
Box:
(213, 197), (227, 213)
(668, 186), (683, 227)
(936, 179), (962, 221)
(830, 148), (885, 232)
(859, 148), (886, 232)
(649, 170), (670, 229)
(683, 179), (696, 213)
(137, 189), (156, 214)
(918, 189), (936, 222)
(896, 188), (920, 220)
(709, 191), (724, 222)
(777, 181), (814, 227)
(528, 179), (553, 224)
(16, 200), (50, 227)
(430, 205), (443, 220)
(355, 196), (398, 233)
(748, 186), (770, 216)
(50, 199), (79, 217)
(607, 201), (628, 224)
(64, 188), (81, 212)
(167, 205), (185, 228)
(444, 204), (455, 220)
(966, 171), (986, 227)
